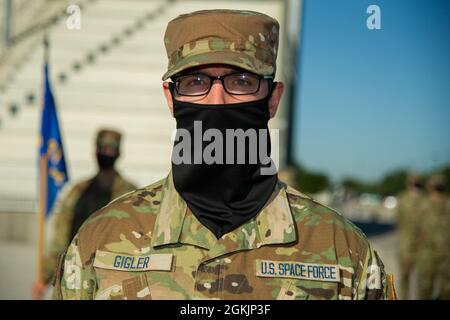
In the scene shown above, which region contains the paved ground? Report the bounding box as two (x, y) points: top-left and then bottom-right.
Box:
(0, 241), (39, 300)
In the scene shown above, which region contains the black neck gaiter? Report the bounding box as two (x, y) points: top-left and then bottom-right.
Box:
(171, 96), (278, 238)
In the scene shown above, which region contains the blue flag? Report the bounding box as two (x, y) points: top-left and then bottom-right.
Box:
(39, 64), (69, 218)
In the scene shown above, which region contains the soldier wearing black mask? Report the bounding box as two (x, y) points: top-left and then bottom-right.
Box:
(70, 129), (131, 241)
(396, 173), (426, 299)
(417, 174), (450, 299)
(33, 129), (136, 300)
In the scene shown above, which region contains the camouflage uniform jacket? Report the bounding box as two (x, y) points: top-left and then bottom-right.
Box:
(396, 191), (426, 262)
(54, 173), (395, 300)
(417, 196), (450, 275)
(43, 172), (136, 285)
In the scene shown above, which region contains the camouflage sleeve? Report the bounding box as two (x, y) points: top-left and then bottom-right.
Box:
(53, 234), (97, 300)
(355, 245), (397, 300)
(42, 188), (74, 285)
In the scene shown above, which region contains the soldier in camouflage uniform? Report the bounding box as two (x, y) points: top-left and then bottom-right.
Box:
(54, 10), (396, 300)
(417, 174), (450, 299)
(32, 129), (136, 299)
(396, 174), (425, 299)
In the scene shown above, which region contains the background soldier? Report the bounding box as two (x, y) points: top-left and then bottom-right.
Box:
(54, 10), (395, 300)
(32, 128), (137, 299)
(396, 173), (425, 299)
(417, 174), (450, 299)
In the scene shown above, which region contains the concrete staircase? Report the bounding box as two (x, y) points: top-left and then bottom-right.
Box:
(0, 0), (288, 214)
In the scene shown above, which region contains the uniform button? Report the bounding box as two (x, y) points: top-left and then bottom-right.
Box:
(231, 282), (239, 287)
(203, 283), (212, 289)
(132, 231), (141, 239)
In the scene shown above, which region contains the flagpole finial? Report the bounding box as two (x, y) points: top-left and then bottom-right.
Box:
(43, 32), (50, 63)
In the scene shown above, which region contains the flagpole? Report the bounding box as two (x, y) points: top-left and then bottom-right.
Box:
(36, 156), (47, 284)
(36, 33), (50, 286)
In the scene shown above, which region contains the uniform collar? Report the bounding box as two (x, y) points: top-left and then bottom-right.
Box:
(150, 172), (298, 254)
(151, 172), (187, 247)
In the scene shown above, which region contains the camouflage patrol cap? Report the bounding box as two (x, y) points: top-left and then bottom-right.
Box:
(162, 9), (280, 80)
(406, 172), (423, 187)
(427, 173), (447, 188)
(96, 129), (121, 154)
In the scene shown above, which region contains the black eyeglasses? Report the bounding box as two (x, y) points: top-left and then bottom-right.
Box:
(170, 72), (274, 96)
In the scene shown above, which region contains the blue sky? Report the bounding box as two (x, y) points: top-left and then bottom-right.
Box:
(292, 0), (450, 182)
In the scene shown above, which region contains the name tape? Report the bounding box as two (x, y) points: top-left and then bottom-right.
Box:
(93, 250), (173, 272)
(256, 259), (340, 282)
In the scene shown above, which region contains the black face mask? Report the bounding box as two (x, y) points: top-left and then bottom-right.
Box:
(434, 184), (447, 193)
(96, 153), (117, 170)
(171, 95), (278, 238)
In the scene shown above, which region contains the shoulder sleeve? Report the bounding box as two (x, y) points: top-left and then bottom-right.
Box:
(54, 234), (97, 300)
(355, 245), (397, 300)
(43, 185), (78, 285)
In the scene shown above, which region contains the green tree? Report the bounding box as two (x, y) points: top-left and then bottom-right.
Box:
(377, 170), (408, 196)
(341, 170), (408, 196)
(293, 165), (330, 194)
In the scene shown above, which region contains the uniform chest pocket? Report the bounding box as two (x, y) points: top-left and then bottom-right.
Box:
(277, 279), (338, 300)
(122, 275), (152, 300)
(93, 268), (152, 300)
(92, 250), (173, 300)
